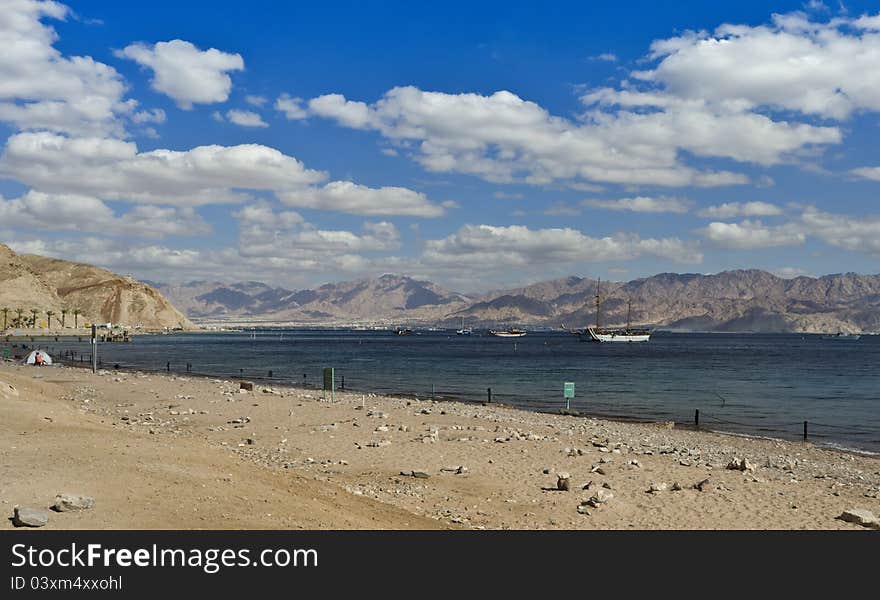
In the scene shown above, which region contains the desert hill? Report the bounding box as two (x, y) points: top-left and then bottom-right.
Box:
(0, 244), (193, 331)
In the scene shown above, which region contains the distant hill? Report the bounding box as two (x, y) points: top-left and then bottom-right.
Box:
(0, 244), (193, 331)
(156, 269), (880, 333)
(155, 274), (471, 323)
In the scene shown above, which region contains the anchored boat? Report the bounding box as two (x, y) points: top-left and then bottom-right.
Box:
(820, 331), (861, 341)
(586, 279), (651, 343)
(489, 328), (527, 338)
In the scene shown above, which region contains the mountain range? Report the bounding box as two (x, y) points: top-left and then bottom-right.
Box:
(152, 270), (880, 333)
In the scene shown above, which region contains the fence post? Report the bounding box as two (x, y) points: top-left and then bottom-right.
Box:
(487, 387), (492, 403)
(694, 409), (700, 429)
(803, 420), (808, 441)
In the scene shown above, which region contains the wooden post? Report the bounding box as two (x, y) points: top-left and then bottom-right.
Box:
(487, 387), (492, 403)
(694, 409), (700, 429)
(803, 420), (808, 441)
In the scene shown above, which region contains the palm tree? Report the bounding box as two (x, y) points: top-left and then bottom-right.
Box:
(14, 308), (24, 328)
(1, 307), (8, 330)
(30, 308), (39, 328)
(73, 308), (81, 329)
(46, 310), (55, 329)
(61, 308), (68, 328)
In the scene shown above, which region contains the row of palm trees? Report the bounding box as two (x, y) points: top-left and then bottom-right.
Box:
(0, 307), (84, 330)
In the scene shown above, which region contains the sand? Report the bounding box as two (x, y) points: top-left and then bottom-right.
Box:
(1, 360), (878, 530)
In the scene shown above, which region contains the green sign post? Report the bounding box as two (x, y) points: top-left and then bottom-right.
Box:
(323, 367), (335, 401)
(563, 382), (575, 411)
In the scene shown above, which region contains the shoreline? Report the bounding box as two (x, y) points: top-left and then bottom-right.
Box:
(2, 359), (879, 530)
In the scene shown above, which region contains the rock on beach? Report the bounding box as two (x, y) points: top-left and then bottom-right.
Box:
(53, 493), (95, 512)
(13, 506), (49, 527)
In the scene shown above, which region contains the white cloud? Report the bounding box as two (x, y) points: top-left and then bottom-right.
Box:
(422, 224), (703, 268)
(0, 131), (324, 206)
(245, 94), (267, 107)
(637, 11), (880, 120)
(225, 109), (268, 128)
(278, 181), (445, 217)
(697, 201), (784, 218)
(583, 196), (691, 213)
(800, 206), (880, 254)
(274, 93), (307, 120)
(850, 166), (880, 181)
(305, 85), (836, 189)
(0, 190), (210, 238)
(0, 132), (446, 216)
(702, 220), (806, 249)
(0, 0), (132, 136)
(593, 53), (618, 62)
(117, 39), (243, 109)
(131, 108), (166, 124)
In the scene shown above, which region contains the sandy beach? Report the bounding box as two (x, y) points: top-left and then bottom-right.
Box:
(1, 360), (878, 530)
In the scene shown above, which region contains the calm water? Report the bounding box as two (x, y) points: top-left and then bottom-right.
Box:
(14, 330), (880, 453)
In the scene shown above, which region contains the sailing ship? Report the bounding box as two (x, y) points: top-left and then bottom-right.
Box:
(489, 328), (527, 338)
(587, 279), (651, 343)
(456, 318), (473, 335)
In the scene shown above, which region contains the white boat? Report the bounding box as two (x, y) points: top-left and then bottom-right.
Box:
(456, 318), (472, 335)
(490, 328), (527, 338)
(586, 280), (651, 343)
(820, 331), (860, 340)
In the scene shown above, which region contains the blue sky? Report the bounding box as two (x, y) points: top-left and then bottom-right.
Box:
(2, 0), (880, 291)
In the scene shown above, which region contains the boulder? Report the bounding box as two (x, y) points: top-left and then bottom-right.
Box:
(53, 494), (95, 512)
(13, 506), (48, 527)
(557, 472), (571, 491)
(837, 508), (880, 529)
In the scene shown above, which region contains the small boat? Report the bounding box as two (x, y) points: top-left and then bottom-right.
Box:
(490, 328), (527, 338)
(586, 280), (651, 343)
(395, 327), (412, 335)
(820, 331), (861, 341)
(456, 318), (472, 336)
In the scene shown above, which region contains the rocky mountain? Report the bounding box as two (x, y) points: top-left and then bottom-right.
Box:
(154, 274), (471, 323)
(0, 244), (193, 331)
(157, 269), (880, 333)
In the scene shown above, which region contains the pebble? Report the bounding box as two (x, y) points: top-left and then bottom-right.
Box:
(557, 473), (571, 491)
(648, 482), (668, 494)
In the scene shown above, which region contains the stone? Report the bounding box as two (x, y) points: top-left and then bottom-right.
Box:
(556, 472), (571, 491)
(239, 381), (254, 391)
(671, 482), (683, 491)
(53, 494), (95, 512)
(648, 482), (668, 494)
(411, 469), (431, 479)
(577, 505), (591, 515)
(837, 508), (880, 529)
(695, 478), (713, 492)
(13, 506), (48, 527)
(584, 488), (614, 507)
(727, 457), (756, 472)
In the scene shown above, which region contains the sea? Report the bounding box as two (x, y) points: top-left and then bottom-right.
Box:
(10, 329), (880, 453)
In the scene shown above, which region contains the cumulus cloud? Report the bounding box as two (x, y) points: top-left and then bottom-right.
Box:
(702, 206), (880, 255)
(636, 11), (880, 120)
(0, 131), (447, 217)
(225, 109), (268, 128)
(583, 196), (692, 213)
(0, 131), (324, 206)
(305, 86), (754, 188)
(278, 181), (445, 217)
(0, 0), (133, 136)
(274, 94), (307, 120)
(697, 201), (784, 218)
(0, 190), (211, 238)
(117, 39), (244, 109)
(422, 224), (703, 268)
(702, 220), (806, 249)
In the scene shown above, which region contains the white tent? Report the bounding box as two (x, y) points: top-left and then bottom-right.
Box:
(24, 350), (53, 365)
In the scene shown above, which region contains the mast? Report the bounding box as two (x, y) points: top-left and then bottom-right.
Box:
(594, 278), (601, 329)
(626, 298), (632, 330)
